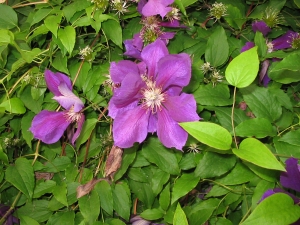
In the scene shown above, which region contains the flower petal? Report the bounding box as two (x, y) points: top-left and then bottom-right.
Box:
(280, 157), (300, 192)
(108, 99), (139, 119)
(113, 106), (149, 148)
(252, 21), (271, 36)
(241, 42), (255, 52)
(156, 53), (191, 90)
(110, 60), (140, 84)
(157, 107), (188, 150)
(141, 0), (173, 18)
(141, 39), (169, 78)
(163, 93), (200, 122)
(45, 69), (72, 96)
(71, 113), (85, 145)
(29, 110), (71, 144)
(148, 114), (157, 133)
(272, 30), (297, 50)
(160, 20), (186, 28)
(53, 82), (84, 111)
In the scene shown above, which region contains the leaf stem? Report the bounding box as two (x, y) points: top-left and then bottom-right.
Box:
(0, 191), (22, 225)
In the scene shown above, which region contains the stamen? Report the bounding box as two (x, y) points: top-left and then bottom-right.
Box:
(64, 106), (82, 122)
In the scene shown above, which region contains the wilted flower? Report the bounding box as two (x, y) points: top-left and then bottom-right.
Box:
(108, 40), (199, 150)
(30, 70), (85, 145)
(209, 2), (227, 20)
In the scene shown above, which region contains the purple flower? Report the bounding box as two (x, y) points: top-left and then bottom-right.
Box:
(109, 40), (200, 150)
(240, 42), (255, 53)
(139, 0), (173, 18)
(271, 30), (298, 51)
(252, 21), (271, 36)
(30, 70), (85, 145)
(130, 215), (164, 225)
(280, 157), (300, 192)
(0, 204), (19, 225)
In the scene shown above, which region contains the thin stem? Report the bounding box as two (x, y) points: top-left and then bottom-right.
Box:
(231, 86), (238, 149)
(12, 0), (47, 8)
(0, 191), (22, 224)
(32, 140), (41, 165)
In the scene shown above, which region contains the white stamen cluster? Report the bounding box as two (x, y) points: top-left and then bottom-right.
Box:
(267, 42), (274, 53)
(111, 0), (129, 15)
(166, 7), (181, 21)
(65, 106), (83, 122)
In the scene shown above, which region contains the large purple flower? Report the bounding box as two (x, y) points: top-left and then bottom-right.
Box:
(109, 40), (199, 150)
(30, 70), (85, 145)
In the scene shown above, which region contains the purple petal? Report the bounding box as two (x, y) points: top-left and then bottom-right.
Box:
(157, 107), (188, 150)
(141, 0), (173, 18)
(71, 114), (85, 145)
(260, 188), (300, 204)
(53, 83), (84, 112)
(141, 39), (169, 78)
(45, 70), (72, 96)
(280, 157), (300, 192)
(29, 110), (71, 144)
(259, 60), (270, 84)
(148, 114), (157, 133)
(156, 53), (191, 90)
(124, 34), (144, 60)
(108, 99), (139, 119)
(159, 32), (176, 44)
(110, 60), (140, 84)
(130, 215), (151, 225)
(241, 42), (255, 52)
(272, 31), (298, 50)
(163, 93), (200, 122)
(160, 20), (186, 28)
(262, 74), (271, 87)
(137, 0), (147, 14)
(113, 106), (149, 148)
(252, 21), (271, 36)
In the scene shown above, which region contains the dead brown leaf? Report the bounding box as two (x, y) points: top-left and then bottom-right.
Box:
(77, 178), (103, 198)
(104, 145), (123, 180)
(35, 172), (54, 180)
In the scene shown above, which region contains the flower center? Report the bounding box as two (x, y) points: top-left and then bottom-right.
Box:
(65, 106), (82, 122)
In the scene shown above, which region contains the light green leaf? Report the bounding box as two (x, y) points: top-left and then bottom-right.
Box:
(0, 4), (18, 29)
(79, 190), (100, 224)
(44, 15), (62, 37)
(233, 138), (285, 171)
(140, 208), (164, 220)
(5, 158), (35, 199)
(278, 129), (300, 146)
(113, 183), (131, 221)
(75, 118), (97, 148)
(102, 19), (122, 49)
(180, 122), (232, 150)
(235, 118), (276, 138)
(58, 26), (76, 54)
(205, 26), (229, 67)
(0, 98), (26, 114)
(53, 183), (68, 206)
(173, 204), (188, 225)
(0, 29), (14, 45)
(242, 193), (300, 225)
(225, 47), (259, 88)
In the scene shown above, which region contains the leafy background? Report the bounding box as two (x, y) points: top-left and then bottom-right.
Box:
(1, 0), (300, 224)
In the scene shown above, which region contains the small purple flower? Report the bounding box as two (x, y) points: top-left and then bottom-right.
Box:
(0, 204), (19, 225)
(30, 70), (85, 145)
(252, 21), (271, 36)
(109, 40), (200, 150)
(124, 33), (144, 60)
(280, 157), (300, 192)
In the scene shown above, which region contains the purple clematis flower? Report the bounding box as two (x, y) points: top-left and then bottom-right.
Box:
(252, 21), (271, 36)
(271, 30), (298, 51)
(140, 0), (173, 18)
(30, 70), (85, 145)
(109, 39), (200, 150)
(0, 204), (19, 225)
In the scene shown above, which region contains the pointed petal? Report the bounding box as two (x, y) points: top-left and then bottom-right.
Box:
(141, 0), (173, 18)
(110, 60), (140, 84)
(29, 110), (71, 144)
(157, 108), (188, 150)
(156, 53), (191, 90)
(71, 114), (85, 145)
(113, 106), (149, 148)
(160, 20), (186, 28)
(124, 39), (142, 60)
(163, 93), (200, 122)
(280, 158), (300, 192)
(141, 39), (169, 78)
(252, 21), (271, 36)
(45, 70), (72, 96)
(159, 32), (176, 44)
(53, 83), (84, 111)
(272, 30), (297, 50)
(241, 42), (255, 52)
(108, 99), (139, 119)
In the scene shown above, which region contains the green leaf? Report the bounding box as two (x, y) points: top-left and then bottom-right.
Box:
(17, 200), (52, 222)
(205, 26), (229, 67)
(224, 5), (246, 30)
(58, 26), (76, 54)
(294, 0), (300, 8)
(0, 146), (9, 164)
(113, 183), (131, 221)
(21, 112), (34, 148)
(174, 0), (187, 16)
(171, 173), (200, 204)
(235, 118), (276, 138)
(0, 98), (26, 114)
(0, 4), (18, 29)
(75, 118), (97, 148)
(278, 129), (300, 146)
(5, 158), (34, 199)
(0, 29), (14, 45)
(151, 168), (170, 195)
(268, 53), (300, 84)
(43, 156), (71, 172)
(79, 190), (100, 224)
(47, 211), (75, 225)
(53, 183), (68, 206)
(251, 180), (275, 210)
(140, 208), (164, 220)
(52, 51), (69, 75)
(173, 204), (188, 225)
(245, 162), (279, 182)
(129, 180), (155, 208)
(159, 183), (170, 211)
(114, 145), (137, 181)
(33, 180), (56, 198)
(19, 216), (40, 225)
(274, 139), (300, 159)
(254, 32), (267, 58)
(193, 84), (232, 106)
(195, 152), (236, 178)
(102, 19), (122, 49)
(241, 85), (282, 122)
(141, 137), (180, 175)
(225, 47), (259, 88)
(44, 15), (62, 37)
(95, 180), (113, 215)
(233, 138), (285, 171)
(180, 122), (232, 150)
(128, 167), (148, 182)
(241, 193), (300, 225)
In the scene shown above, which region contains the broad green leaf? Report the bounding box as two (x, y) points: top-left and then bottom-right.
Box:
(224, 4), (246, 30)
(67, 182), (80, 205)
(30, 8), (52, 26)
(128, 167), (148, 183)
(274, 139), (300, 159)
(225, 47), (259, 88)
(79, 190), (100, 224)
(19, 216), (40, 225)
(151, 168), (170, 195)
(47, 211), (75, 225)
(53, 183), (68, 206)
(269, 88), (293, 111)
(0, 4), (18, 29)
(58, 26), (76, 54)
(180, 122), (232, 150)
(63, 0), (92, 21)
(113, 183), (131, 221)
(195, 152), (236, 178)
(235, 118), (276, 138)
(33, 180), (56, 198)
(209, 217), (233, 225)
(5, 158), (34, 199)
(205, 26), (229, 67)
(102, 19), (122, 49)
(251, 180), (275, 210)
(278, 129), (300, 146)
(0, 29), (14, 44)
(75, 118), (97, 148)
(159, 183), (170, 211)
(140, 208), (164, 220)
(114, 145), (137, 181)
(171, 173), (200, 204)
(233, 138), (285, 171)
(254, 32), (267, 58)
(43, 156), (71, 172)
(44, 15), (62, 37)
(95, 180), (113, 215)
(129, 180), (155, 208)
(241, 85), (282, 122)
(0, 146), (8, 164)
(173, 204), (188, 225)
(269, 53), (300, 84)
(245, 162), (279, 182)
(295, 0), (300, 8)
(52, 51), (69, 75)
(193, 84), (232, 106)
(0, 98), (26, 114)
(242, 193), (300, 225)
(141, 137), (180, 175)
(17, 200), (52, 222)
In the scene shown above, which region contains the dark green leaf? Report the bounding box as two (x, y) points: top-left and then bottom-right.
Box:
(43, 156), (71, 173)
(235, 118), (276, 138)
(140, 208), (164, 220)
(75, 118), (97, 148)
(278, 129), (300, 146)
(114, 145), (137, 181)
(113, 183), (131, 221)
(78, 190), (100, 224)
(95, 180), (113, 215)
(21, 111), (35, 148)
